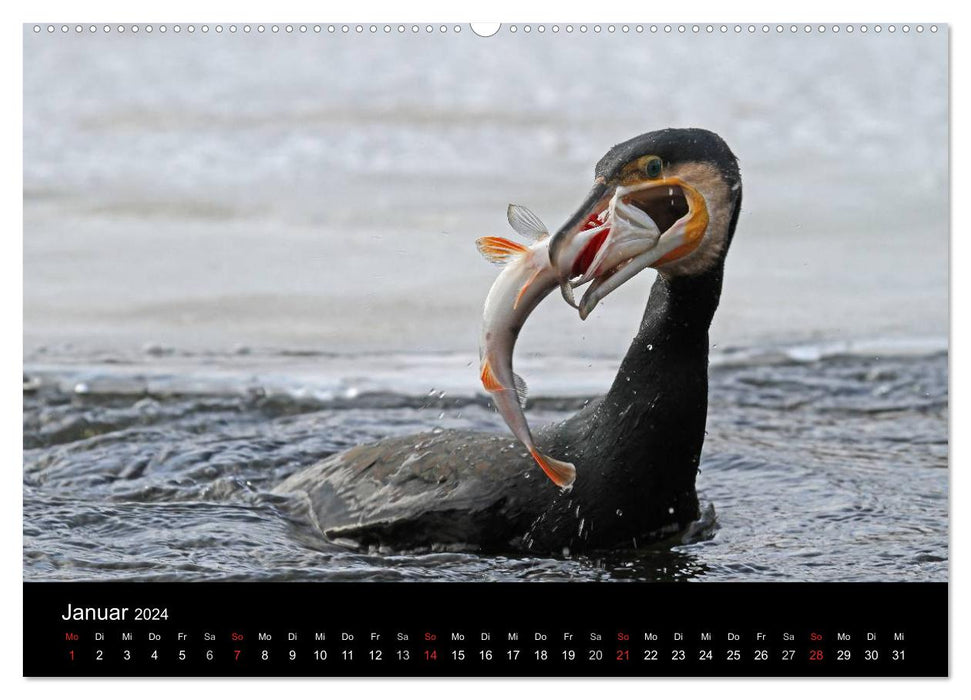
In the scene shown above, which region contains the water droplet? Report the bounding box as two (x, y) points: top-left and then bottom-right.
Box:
(73, 382), (89, 394)
(616, 509), (623, 517)
(524, 472), (531, 479)
(668, 507), (675, 515)
(647, 344), (653, 351)
(562, 546), (571, 557)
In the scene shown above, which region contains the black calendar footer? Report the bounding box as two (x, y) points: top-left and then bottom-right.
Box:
(24, 581), (947, 677)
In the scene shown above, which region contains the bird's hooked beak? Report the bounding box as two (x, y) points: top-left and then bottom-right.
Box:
(548, 175), (710, 319)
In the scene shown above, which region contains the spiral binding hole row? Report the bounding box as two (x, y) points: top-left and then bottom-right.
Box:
(31, 24), (939, 36)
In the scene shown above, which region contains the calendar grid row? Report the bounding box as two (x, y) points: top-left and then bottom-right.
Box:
(57, 628), (912, 669)
(60, 643), (911, 664)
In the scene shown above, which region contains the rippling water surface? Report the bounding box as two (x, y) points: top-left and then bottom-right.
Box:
(23, 349), (948, 582)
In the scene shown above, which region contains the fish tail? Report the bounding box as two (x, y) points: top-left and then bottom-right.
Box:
(530, 449), (576, 490)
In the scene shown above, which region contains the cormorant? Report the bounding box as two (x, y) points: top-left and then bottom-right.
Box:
(274, 128), (742, 554)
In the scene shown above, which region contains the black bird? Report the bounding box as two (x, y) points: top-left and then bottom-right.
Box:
(274, 128), (742, 554)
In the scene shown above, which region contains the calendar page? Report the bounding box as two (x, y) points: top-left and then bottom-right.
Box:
(22, 20), (948, 677)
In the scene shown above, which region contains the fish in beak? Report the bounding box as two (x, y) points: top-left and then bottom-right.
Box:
(474, 169), (710, 488)
(549, 176), (710, 319)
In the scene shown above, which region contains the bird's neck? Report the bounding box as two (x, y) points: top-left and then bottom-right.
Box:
(584, 265), (724, 521)
(609, 264), (724, 400)
(534, 263), (728, 550)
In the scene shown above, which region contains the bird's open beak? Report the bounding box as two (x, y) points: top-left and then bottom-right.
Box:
(548, 177), (710, 319)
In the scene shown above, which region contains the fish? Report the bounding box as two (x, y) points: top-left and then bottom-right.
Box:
(476, 204), (577, 489)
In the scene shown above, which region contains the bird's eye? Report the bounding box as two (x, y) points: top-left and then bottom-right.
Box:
(644, 156), (663, 179)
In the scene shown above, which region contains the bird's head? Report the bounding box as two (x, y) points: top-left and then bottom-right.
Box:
(549, 128), (741, 318)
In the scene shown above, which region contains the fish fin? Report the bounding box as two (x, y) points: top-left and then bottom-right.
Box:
(513, 372), (528, 409)
(560, 281), (578, 309)
(507, 204), (549, 241)
(513, 267), (542, 310)
(530, 449), (576, 490)
(480, 358), (505, 393)
(476, 236), (529, 266)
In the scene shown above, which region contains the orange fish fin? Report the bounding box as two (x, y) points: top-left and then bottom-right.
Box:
(513, 267), (542, 310)
(479, 358), (505, 393)
(476, 236), (529, 266)
(530, 449), (576, 489)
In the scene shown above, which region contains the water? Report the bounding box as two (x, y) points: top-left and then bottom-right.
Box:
(23, 28), (948, 581)
(23, 347), (948, 582)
